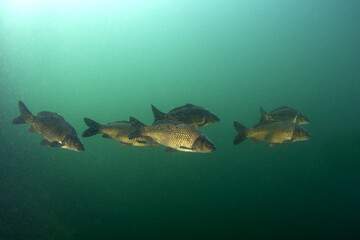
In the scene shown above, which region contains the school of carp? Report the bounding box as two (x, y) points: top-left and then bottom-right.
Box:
(12, 100), (311, 153)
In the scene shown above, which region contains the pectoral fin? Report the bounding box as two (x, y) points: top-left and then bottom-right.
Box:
(50, 141), (62, 148)
(198, 121), (208, 127)
(269, 143), (279, 148)
(165, 147), (176, 152)
(179, 146), (194, 150)
(40, 139), (62, 148)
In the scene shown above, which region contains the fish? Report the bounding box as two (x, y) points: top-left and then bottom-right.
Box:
(234, 121), (310, 147)
(255, 106), (310, 127)
(128, 117), (216, 153)
(151, 104), (220, 128)
(12, 100), (84, 152)
(82, 118), (160, 147)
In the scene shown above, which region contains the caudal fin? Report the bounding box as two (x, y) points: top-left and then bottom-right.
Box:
(128, 116), (146, 139)
(151, 104), (166, 122)
(82, 118), (101, 137)
(12, 101), (33, 124)
(233, 121), (249, 145)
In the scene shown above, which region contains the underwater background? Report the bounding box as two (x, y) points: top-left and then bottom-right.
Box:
(1, 0), (360, 239)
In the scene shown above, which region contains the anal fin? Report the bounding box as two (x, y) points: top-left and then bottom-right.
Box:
(40, 139), (62, 148)
(40, 139), (50, 146)
(28, 126), (36, 133)
(252, 138), (261, 145)
(102, 134), (112, 139)
(121, 143), (132, 146)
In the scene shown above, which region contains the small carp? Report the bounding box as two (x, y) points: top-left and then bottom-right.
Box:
(82, 118), (159, 147)
(234, 121), (310, 147)
(255, 106), (310, 127)
(151, 104), (219, 128)
(12, 101), (84, 152)
(129, 117), (216, 153)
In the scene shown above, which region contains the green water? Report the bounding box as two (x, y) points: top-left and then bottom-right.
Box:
(1, 0), (360, 239)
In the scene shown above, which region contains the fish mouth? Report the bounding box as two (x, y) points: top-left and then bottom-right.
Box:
(302, 116), (310, 124)
(73, 145), (85, 152)
(303, 131), (311, 140)
(77, 148), (85, 152)
(206, 143), (216, 152)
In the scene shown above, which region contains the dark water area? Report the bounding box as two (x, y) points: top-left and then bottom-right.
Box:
(1, 0), (360, 239)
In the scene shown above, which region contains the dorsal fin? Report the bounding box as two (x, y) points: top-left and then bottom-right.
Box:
(128, 116), (146, 140)
(129, 116), (146, 127)
(37, 111), (63, 119)
(259, 107), (270, 122)
(151, 105), (166, 121)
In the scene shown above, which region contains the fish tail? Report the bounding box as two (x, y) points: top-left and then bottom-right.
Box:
(128, 116), (145, 139)
(82, 118), (101, 137)
(151, 104), (166, 122)
(233, 121), (248, 145)
(12, 100), (33, 124)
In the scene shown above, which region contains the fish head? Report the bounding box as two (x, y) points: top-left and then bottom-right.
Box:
(207, 112), (220, 124)
(62, 134), (85, 152)
(197, 112), (220, 127)
(293, 126), (311, 141)
(192, 135), (216, 153)
(298, 114), (310, 125)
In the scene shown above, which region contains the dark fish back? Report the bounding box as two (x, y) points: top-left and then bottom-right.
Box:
(168, 104), (195, 113)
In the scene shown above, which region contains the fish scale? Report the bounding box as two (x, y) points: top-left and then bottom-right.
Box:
(100, 122), (159, 146)
(249, 122), (296, 143)
(129, 117), (215, 153)
(143, 124), (201, 150)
